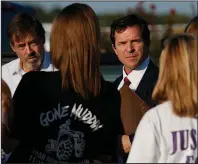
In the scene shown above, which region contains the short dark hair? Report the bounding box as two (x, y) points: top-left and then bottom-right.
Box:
(110, 14), (150, 47)
(7, 13), (45, 45)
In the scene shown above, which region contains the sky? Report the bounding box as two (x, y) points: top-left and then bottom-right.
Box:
(15, 1), (197, 16)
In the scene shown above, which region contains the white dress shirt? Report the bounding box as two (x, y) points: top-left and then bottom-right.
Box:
(117, 56), (150, 91)
(127, 101), (197, 163)
(2, 52), (57, 96)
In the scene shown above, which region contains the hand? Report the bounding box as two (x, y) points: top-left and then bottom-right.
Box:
(121, 135), (131, 153)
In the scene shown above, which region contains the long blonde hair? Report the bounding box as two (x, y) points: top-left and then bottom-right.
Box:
(152, 34), (197, 117)
(50, 3), (101, 99)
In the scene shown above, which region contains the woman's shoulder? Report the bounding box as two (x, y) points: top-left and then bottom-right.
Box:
(143, 101), (172, 123)
(22, 71), (60, 86)
(22, 71), (60, 81)
(102, 80), (119, 91)
(17, 71), (61, 94)
(149, 101), (172, 114)
(101, 80), (120, 98)
(146, 101), (172, 117)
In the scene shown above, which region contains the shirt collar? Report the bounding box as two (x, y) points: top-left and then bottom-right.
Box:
(12, 58), (24, 76)
(121, 56), (150, 90)
(123, 56), (150, 79)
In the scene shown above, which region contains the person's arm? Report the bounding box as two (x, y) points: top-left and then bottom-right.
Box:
(98, 87), (125, 162)
(126, 111), (160, 163)
(10, 72), (38, 140)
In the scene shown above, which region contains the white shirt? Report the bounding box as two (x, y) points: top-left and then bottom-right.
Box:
(2, 52), (57, 96)
(117, 56), (150, 91)
(127, 101), (197, 163)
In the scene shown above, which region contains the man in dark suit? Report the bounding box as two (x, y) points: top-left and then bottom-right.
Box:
(110, 14), (159, 162)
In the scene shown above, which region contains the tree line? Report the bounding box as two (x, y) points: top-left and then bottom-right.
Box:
(32, 5), (191, 25)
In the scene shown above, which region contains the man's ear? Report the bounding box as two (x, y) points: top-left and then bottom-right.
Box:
(112, 44), (118, 56)
(10, 42), (16, 52)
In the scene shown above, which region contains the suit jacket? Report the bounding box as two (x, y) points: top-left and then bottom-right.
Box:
(114, 59), (159, 107)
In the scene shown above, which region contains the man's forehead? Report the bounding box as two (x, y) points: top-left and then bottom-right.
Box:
(115, 25), (141, 35)
(115, 29), (142, 42)
(12, 34), (39, 44)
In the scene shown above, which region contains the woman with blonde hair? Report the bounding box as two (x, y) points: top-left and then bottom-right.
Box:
(7, 3), (123, 163)
(127, 34), (197, 163)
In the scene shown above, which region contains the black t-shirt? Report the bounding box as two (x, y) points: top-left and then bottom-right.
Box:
(8, 71), (123, 163)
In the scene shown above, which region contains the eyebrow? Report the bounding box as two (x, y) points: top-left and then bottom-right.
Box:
(117, 37), (141, 42)
(15, 39), (38, 45)
(15, 43), (26, 47)
(117, 41), (127, 44)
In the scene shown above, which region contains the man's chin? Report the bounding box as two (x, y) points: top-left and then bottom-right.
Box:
(26, 62), (41, 71)
(27, 57), (39, 62)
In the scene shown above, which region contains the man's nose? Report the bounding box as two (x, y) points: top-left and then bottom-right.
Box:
(126, 42), (134, 52)
(25, 44), (33, 54)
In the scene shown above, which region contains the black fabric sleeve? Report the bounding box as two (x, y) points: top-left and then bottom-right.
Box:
(10, 72), (39, 140)
(104, 87), (124, 162)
